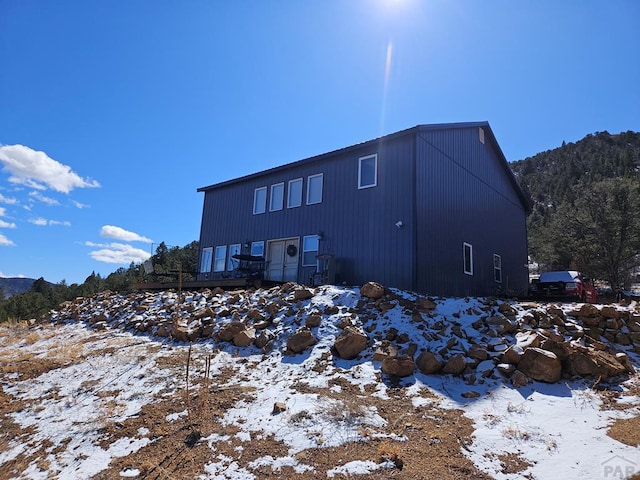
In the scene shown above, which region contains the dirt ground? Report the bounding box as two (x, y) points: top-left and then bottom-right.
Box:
(1, 320), (638, 480)
(0, 322), (498, 480)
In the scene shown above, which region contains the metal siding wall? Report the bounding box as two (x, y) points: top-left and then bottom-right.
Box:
(415, 127), (528, 296)
(198, 135), (416, 288)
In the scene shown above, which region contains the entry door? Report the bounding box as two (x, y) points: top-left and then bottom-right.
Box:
(266, 238), (299, 282)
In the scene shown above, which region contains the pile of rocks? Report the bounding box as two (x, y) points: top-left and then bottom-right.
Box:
(43, 280), (638, 387)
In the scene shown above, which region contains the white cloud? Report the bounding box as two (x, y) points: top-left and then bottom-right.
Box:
(0, 219), (16, 228)
(29, 217), (48, 226)
(29, 217), (70, 227)
(88, 242), (151, 264)
(29, 191), (60, 206)
(0, 233), (15, 246)
(0, 144), (100, 193)
(0, 193), (18, 205)
(71, 200), (89, 209)
(100, 225), (152, 243)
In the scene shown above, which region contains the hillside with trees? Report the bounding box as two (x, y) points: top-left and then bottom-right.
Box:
(0, 241), (199, 322)
(511, 130), (640, 287)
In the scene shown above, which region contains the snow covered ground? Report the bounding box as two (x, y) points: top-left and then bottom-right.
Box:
(0, 285), (638, 479)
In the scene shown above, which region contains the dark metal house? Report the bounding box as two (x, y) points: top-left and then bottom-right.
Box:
(196, 122), (530, 297)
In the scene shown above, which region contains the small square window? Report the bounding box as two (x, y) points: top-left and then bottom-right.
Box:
(307, 174), (323, 205)
(251, 241), (264, 257)
(463, 242), (473, 276)
(358, 154), (377, 189)
(253, 187), (267, 214)
(270, 183), (284, 211)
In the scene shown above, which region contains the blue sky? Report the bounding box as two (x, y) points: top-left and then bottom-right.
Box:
(1, 0), (639, 285)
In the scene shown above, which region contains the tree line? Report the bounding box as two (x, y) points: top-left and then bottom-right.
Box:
(511, 130), (640, 288)
(0, 241), (199, 322)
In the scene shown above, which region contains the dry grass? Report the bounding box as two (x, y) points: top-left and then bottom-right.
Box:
(608, 416), (640, 447)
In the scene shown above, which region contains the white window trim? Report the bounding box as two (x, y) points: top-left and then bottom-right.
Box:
(494, 254), (503, 283)
(214, 245), (227, 273)
(358, 154), (378, 189)
(253, 186), (267, 215)
(287, 178), (303, 208)
(306, 174), (323, 205)
(302, 235), (319, 267)
(200, 247), (213, 273)
(269, 183), (284, 212)
(463, 242), (473, 276)
(227, 244), (241, 271)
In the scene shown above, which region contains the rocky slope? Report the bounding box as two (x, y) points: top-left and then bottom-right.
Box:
(45, 281), (638, 387)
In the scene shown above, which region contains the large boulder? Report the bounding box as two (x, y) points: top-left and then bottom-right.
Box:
(286, 328), (317, 354)
(218, 321), (247, 342)
(442, 353), (467, 375)
(360, 282), (385, 299)
(334, 326), (368, 360)
(293, 288), (314, 301)
(564, 351), (599, 377)
(381, 355), (416, 377)
(233, 327), (256, 347)
(517, 347), (562, 383)
(416, 351), (444, 374)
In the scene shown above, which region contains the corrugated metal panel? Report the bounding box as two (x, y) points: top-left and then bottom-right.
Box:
(198, 133), (417, 289)
(197, 123), (529, 296)
(414, 127), (528, 296)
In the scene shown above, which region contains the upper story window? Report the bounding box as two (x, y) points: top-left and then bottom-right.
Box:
(358, 154), (378, 189)
(200, 247), (213, 273)
(307, 174), (323, 205)
(270, 183), (284, 211)
(463, 242), (473, 276)
(253, 187), (267, 214)
(287, 178), (303, 208)
(479, 127), (485, 144)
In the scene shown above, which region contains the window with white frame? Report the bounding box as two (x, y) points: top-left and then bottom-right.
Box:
(214, 245), (227, 272)
(493, 254), (502, 283)
(227, 244), (241, 271)
(358, 154), (378, 189)
(307, 174), (323, 205)
(251, 241), (264, 257)
(287, 178), (303, 208)
(302, 235), (319, 266)
(270, 183), (284, 211)
(200, 247), (213, 273)
(463, 242), (473, 275)
(253, 187), (267, 214)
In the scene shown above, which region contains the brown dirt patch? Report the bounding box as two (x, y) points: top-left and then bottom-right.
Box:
(608, 416), (640, 447)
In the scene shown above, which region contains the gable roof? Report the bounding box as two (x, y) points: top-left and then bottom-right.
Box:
(197, 121), (531, 213)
